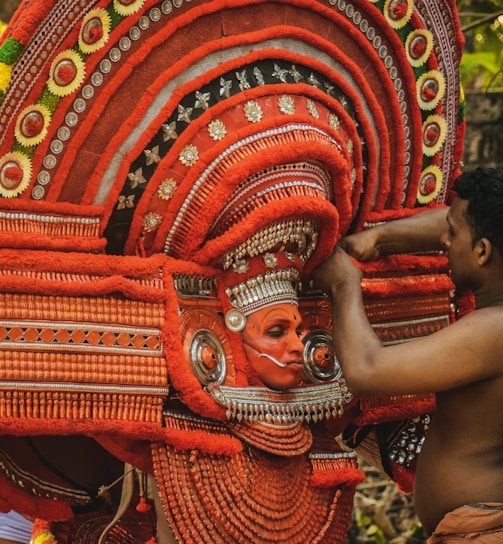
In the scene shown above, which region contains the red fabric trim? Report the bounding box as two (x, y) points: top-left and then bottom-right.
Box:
(0, 248), (165, 275)
(0, 198), (103, 217)
(454, 289), (475, 318)
(389, 463), (415, 494)
(0, 233), (106, 253)
(160, 429), (242, 456)
(353, 395), (435, 426)
(310, 468), (365, 489)
(0, 468), (73, 521)
(361, 253), (449, 275)
(363, 204), (448, 227)
(94, 435), (153, 474)
(0, 417), (165, 440)
(9, 0), (55, 46)
(0, 272), (165, 301)
(362, 274), (453, 299)
(195, 199), (340, 276)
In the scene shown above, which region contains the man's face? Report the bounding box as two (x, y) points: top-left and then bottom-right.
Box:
(441, 197), (479, 290)
(241, 303), (308, 390)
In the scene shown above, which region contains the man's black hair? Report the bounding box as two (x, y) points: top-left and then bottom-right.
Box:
(453, 167), (503, 256)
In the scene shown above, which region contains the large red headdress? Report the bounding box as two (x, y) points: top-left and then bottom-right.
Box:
(0, 0), (464, 540)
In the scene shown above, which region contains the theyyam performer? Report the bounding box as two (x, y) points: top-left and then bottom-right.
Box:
(0, 0), (465, 542)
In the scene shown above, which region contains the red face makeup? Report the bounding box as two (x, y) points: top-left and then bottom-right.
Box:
(241, 303), (309, 390)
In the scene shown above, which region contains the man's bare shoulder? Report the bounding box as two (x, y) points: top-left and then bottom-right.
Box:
(446, 305), (503, 372)
(377, 304), (503, 395)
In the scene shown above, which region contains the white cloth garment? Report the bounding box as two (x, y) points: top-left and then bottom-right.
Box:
(0, 510), (32, 543)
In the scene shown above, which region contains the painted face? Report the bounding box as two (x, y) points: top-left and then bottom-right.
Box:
(241, 303), (308, 391)
(440, 197), (478, 290)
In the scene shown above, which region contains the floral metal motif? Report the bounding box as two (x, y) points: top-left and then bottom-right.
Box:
(128, 167), (146, 189)
(263, 253), (278, 268)
(144, 145), (161, 166)
(162, 122), (178, 142)
(208, 119), (227, 141)
(179, 144), (199, 166)
(232, 259), (249, 274)
(157, 178), (177, 200)
(143, 211), (163, 232)
(243, 100), (263, 123)
(117, 194), (135, 210)
(306, 99), (320, 119)
(177, 104), (193, 124)
(278, 95), (295, 115)
(328, 113), (340, 130)
(194, 91), (211, 110)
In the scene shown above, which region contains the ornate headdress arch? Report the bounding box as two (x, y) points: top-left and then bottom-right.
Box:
(0, 0), (464, 540)
(0, 0), (463, 258)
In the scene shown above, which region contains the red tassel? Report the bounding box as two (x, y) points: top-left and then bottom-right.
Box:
(32, 519), (58, 543)
(145, 538), (157, 544)
(136, 496), (152, 513)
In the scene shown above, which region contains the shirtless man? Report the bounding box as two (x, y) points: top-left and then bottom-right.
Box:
(313, 167), (503, 542)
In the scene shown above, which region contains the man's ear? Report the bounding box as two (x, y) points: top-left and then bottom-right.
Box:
(477, 237), (492, 265)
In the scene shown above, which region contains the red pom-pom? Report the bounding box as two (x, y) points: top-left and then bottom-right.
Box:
(136, 497), (152, 513)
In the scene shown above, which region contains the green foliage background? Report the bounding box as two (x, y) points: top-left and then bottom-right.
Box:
(458, 0), (503, 89)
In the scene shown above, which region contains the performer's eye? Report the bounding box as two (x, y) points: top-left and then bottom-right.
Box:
(266, 326), (284, 338)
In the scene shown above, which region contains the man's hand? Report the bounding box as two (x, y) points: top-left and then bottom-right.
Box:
(312, 245), (363, 297)
(339, 230), (382, 261)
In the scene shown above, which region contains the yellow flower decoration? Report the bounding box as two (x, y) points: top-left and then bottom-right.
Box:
(48, 50), (86, 97)
(15, 104), (52, 147)
(0, 62), (13, 93)
(422, 114), (447, 157)
(417, 165), (443, 204)
(33, 535), (57, 544)
(113, 0), (146, 17)
(417, 70), (446, 111)
(79, 9), (111, 54)
(0, 152), (32, 198)
(0, 21), (7, 39)
(405, 29), (433, 68)
(384, 0), (414, 30)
